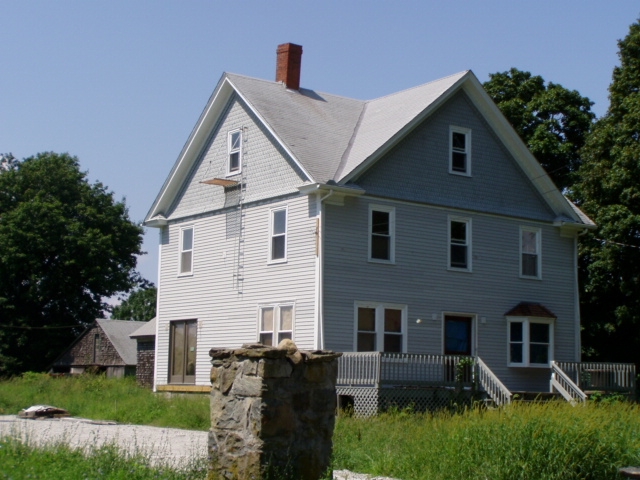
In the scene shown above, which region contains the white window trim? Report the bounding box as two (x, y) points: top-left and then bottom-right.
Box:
(227, 129), (242, 176)
(449, 126), (472, 176)
(178, 226), (194, 277)
(448, 216), (472, 272)
(520, 226), (542, 279)
(257, 303), (295, 346)
(368, 204), (396, 264)
(268, 206), (288, 264)
(353, 301), (407, 353)
(507, 316), (554, 367)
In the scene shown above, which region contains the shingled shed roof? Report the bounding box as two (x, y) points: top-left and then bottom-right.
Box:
(505, 302), (557, 318)
(129, 317), (156, 340)
(96, 319), (148, 365)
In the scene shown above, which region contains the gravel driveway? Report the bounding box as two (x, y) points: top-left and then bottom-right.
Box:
(0, 415), (396, 479)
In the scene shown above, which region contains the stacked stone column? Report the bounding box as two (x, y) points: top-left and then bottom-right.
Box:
(208, 341), (341, 480)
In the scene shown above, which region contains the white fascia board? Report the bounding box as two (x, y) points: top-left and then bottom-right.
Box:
(460, 75), (583, 224)
(339, 72), (471, 184)
(226, 78), (315, 184)
(145, 76), (235, 222)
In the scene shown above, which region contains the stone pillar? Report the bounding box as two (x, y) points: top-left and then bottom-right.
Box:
(208, 341), (341, 480)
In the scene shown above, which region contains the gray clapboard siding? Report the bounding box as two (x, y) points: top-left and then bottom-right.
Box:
(168, 94), (307, 221)
(322, 195), (577, 392)
(357, 91), (556, 223)
(156, 194), (317, 386)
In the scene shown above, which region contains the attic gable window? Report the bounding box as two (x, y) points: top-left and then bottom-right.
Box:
(179, 226), (194, 275)
(449, 126), (471, 176)
(227, 130), (242, 175)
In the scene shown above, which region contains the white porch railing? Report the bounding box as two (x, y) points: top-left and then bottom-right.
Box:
(337, 352), (474, 388)
(476, 357), (512, 406)
(555, 362), (636, 395)
(550, 361), (587, 404)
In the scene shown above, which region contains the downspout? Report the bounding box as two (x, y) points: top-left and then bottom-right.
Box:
(314, 190), (334, 350)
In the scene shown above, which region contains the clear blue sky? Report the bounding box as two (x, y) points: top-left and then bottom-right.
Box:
(2, 1), (638, 288)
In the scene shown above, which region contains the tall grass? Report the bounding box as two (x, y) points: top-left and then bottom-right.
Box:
(333, 402), (640, 480)
(0, 437), (207, 480)
(0, 373), (209, 430)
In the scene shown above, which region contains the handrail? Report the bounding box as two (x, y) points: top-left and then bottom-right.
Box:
(476, 357), (511, 406)
(555, 361), (636, 395)
(550, 361), (587, 403)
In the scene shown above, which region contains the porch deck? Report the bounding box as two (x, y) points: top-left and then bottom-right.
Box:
(336, 352), (637, 416)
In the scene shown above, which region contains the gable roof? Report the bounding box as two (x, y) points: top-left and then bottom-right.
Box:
(96, 319), (147, 365)
(145, 70), (593, 229)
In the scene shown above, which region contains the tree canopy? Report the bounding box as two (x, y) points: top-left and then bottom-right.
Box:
(0, 152), (144, 375)
(111, 285), (157, 321)
(484, 68), (595, 190)
(571, 20), (640, 365)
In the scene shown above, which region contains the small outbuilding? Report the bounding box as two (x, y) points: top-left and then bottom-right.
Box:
(129, 317), (156, 388)
(51, 319), (147, 378)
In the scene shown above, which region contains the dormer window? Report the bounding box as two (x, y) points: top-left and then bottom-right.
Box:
(449, 126), (471, 176)
(227, 130), (242, 175)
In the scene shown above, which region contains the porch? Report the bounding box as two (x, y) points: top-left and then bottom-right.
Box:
(336, 352), (636, 416)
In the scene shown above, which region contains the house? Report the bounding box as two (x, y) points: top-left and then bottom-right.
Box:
(52, 319), (147, 378)
(144, 44), (635, 406)
(129, 317), (157, 388)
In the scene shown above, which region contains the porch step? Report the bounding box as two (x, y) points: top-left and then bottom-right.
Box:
(512, 391), (563, 402)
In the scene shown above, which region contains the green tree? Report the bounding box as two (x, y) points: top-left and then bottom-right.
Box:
(112, 285), (157, 321)
(484, 68), (595, 190)
(572, 20), (640, 365)
(0, 152), (144, 375)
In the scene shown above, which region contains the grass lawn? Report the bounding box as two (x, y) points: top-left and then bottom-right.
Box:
(2, 374), (640, 479)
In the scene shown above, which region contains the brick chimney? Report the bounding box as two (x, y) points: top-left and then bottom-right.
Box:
(276, 43), (303, 90)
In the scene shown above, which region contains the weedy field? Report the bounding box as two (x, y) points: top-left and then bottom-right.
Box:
(333, 401), (640, 480)
(2, 374), (640, 479)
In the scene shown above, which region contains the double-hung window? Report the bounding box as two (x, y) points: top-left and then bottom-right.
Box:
(369, 205), (395, 263)
(449, 217), (471, 271)
(449, 126), (471, 176)
(259, 304), (294, 346)
(508, 317), (553, 367)
(355, 303), (406, 352)
(520, 227), (541, 278)
(179, 226), (194, 275)
(269, 207), (287, 262)
(227, 130), (242, 175)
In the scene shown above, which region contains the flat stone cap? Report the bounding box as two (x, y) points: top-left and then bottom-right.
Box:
(209, 343), (342, 363)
